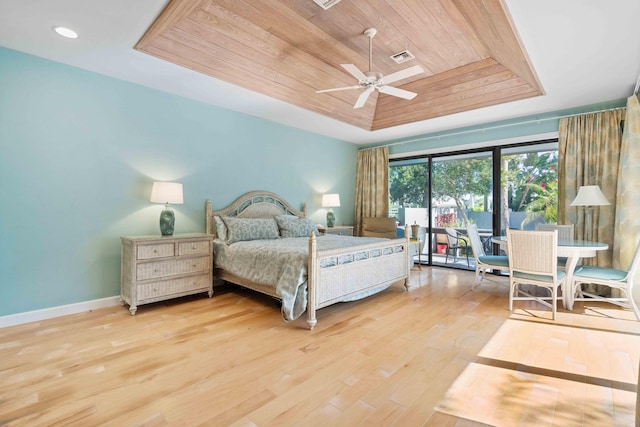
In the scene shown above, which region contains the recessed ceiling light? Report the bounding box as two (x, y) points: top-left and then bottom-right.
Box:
(52, 26), (78, 39)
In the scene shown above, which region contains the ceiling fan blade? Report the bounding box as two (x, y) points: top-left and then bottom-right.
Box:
(378, 85), (417, 100)
(316, 85), (362, 93)
(354, 87), (375, 109)
(340, 64), (368, 82)
(380, 65), (424, 85)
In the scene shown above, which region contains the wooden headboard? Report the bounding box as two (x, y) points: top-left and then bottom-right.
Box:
(205, 190), (307, 236)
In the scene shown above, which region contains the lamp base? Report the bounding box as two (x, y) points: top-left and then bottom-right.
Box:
(159, 204), (175, 236)
(326, 210), (335, 228)
(585, 207), (594, 242)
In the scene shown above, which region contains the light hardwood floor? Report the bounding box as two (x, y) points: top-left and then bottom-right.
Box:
(1, 267), (639, 426)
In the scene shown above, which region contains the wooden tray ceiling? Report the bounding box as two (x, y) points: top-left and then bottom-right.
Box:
(136, 0), (543, 132)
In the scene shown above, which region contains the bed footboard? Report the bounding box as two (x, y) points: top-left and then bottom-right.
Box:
(306, 226), (410, 329)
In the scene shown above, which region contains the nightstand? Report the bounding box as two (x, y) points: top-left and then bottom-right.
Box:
(120, 233), (214, 315)
(317, 225), (354, 236)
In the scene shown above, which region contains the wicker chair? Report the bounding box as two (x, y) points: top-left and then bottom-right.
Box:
(506, 229), (566, 320)
(535, 223), (574, 240)
(467, 224), (509, 288)
(535, 223), (574, 270)
(570, 237), (640, 321)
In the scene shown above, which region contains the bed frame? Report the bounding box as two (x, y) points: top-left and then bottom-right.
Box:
(205, 191), (410, 329)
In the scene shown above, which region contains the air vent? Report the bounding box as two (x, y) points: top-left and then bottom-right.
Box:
(312, 0), (342, 10)
(390, 50), (415, 64)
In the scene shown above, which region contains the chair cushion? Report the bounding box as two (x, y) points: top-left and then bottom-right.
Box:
(573, 265), (627, 281)
(557, 256), (568, 267)
(478, 255), (509, 267)
(513, 270), (566, 283)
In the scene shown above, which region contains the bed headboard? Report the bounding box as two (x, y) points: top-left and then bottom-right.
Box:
(205, 190), (307, 236)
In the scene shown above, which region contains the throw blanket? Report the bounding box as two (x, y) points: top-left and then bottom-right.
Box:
(213, 235), (387, 321)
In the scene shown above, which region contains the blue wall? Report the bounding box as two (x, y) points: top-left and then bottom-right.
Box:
(0, 47), (357, 317)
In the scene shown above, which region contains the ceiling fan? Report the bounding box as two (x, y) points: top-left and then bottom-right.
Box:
(316, 28), (424, 109)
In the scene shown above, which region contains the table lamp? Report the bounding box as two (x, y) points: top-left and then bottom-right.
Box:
(150, 182), (184, 235)
(570, 185), (610, 241)
(322, 193), (340, 227)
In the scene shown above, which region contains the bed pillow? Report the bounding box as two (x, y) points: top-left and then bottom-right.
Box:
(276, 215), (319, 238)
(222, 216), (280, 244)
(213, 216), (227, 241)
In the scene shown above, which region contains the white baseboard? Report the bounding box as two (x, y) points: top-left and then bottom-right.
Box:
(0, 296), (122, 329)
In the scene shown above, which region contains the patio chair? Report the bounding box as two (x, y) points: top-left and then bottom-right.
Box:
(445, 227), (470, 267)
(506, 229), (566, 320)
(570, 237), (640, 320)
(467, 224), (509, 288)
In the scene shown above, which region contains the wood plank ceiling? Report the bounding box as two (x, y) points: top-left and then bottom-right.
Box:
(136, 0), (544, 132)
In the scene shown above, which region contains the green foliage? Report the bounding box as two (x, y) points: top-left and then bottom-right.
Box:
(431, 158), (492, 205)
(389, 149), (559, 230)
(389, 164), (429, 208)
(522, 180), (558, 225)
(503, 151), (558, 213)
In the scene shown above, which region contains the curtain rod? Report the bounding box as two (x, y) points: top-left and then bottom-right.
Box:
(380, 106), (626, 149)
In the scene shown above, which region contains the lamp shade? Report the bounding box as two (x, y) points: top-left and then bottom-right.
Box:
(322, 193), (341, 208)
(150, 182), (184, 204)
(570, 185), (610, 207)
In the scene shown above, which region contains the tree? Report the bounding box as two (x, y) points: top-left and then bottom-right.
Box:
(431, 157), (492, 226)
(503, 151), (558, 213)
(389, 164), (429, 208)
(389, 150), (558, 231)
(522, 180), (558, 225)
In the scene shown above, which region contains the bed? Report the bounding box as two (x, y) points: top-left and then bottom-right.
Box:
(205, 191), (410, 329)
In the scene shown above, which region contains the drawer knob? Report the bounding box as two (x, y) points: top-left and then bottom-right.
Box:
(192, 246), (196, 250)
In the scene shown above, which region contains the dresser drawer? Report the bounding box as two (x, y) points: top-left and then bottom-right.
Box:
(137, 243), (175, 260)
(137, 274), (211, 301)
(136, 256), (211, 280)
(121, 234), (214, 315)
(332, 228), (352, 236)
(177, 240), (210, 256)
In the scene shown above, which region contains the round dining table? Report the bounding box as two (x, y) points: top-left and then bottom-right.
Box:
(491, 236), (609, 310)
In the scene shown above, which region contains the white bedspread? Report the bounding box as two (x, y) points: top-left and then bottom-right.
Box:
(213, 234), (388, 321)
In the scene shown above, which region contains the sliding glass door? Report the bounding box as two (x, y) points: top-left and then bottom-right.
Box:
(389, 158), (430, 262)
(430, 152), (493, 268)
(389, 140), (559, 270)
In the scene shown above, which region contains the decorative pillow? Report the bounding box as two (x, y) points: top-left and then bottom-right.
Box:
(213, 216), (227, 241)
(276, 215), (319, 238)
(222, 216), (280, 244)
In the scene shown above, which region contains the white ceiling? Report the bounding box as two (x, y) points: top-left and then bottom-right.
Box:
(1, 0), (639, 145)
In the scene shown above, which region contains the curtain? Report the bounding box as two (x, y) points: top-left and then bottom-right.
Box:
(354, 146), (389, 236)
(613, 95), (640, 271)
(558, 108), (625, 268)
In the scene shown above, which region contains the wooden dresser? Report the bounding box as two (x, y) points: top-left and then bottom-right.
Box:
(120, 233), (214, 315)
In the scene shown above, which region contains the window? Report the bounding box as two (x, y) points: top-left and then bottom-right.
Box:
(389, 140), (558, 270)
